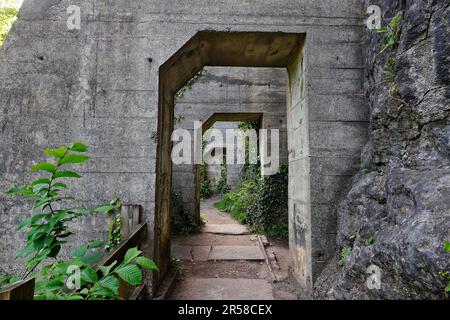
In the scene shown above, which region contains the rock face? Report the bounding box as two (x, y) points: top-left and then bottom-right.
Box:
(314, 0), (450, 299)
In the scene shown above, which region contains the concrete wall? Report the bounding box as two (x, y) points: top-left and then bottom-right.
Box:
(0, 0), (367, 297)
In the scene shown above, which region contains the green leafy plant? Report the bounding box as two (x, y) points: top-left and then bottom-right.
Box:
(171, 256), (183, 279)
(105, 198), (122, 252)
(6, 142), (111, 279)
(337, 246), (352, 268)
(171, 192), (204, 235)
(34, 246), (158, 300)
(2, 142), (158, 299)
(175, 68), (207, 101)
(377, 12), (402, 54)
(442, 240), (450, 293)
(200, 179), (213, 200)
(216, 157), (230, 195)
(366, 235), (374, 245)
(362, 165), (377, 176)
(0, 275), (20, 290)
(0, 7), (18, 47)
(215, 165), (288, 240)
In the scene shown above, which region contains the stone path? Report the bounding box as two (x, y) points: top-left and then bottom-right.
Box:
(167, 195), (298, 300)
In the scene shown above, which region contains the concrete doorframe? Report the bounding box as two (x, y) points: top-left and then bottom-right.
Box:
(191, 112), (264, 223)
(154, 31), (367, 297)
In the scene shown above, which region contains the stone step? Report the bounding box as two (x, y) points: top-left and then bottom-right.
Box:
(208, 245), (265, 261)
(172, 245), (265, 261)
(202, 224), (249, 235)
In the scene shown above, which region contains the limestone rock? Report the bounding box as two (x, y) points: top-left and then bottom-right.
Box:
(314, 0), (450, 299)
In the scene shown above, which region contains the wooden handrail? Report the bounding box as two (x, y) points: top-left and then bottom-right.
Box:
(0, 278), (35, 300)
(96, 222), (148, 300)
(96, 222), (147, 271)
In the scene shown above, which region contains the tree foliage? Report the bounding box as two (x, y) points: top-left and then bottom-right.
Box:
(0, 7), (18, 47)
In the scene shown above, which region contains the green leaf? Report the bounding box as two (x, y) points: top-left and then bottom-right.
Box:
(82, 252), (103, 266)
(124, 247), (142, 264)
(99, 261), (117, 277)
(72, 244), (88, 259)
(66, 295), (85, 300)
(88, 240), (104, 249)
(32, 179), (51, 186)
(444, 240), (450, 252)
(135, 257), (159, 271)
(32, 183), (49, 194)
(446, 283), (450, 293)
(17, 218), (32, 230)
(31, 163), (57, 173)
(44, 146), (67, 159)
(67, 142), (88, 152)
(52, 182), (67, 189)
(94, 205), (114, 213)
(89, 285), (117, 299)
(115, 264), (142, 286)
(48, 244), (61, 258)
(391, 13), (402, 29)
(375, 26), (389, 33)
(98, 275), (120, 295)
(6, 186), (33, 195)
(53, 171), (81, 179)
(81, 267), (98, 283)
(16, 245), (34, 258)
(59, 154), (90, 165)
(31, 213), (48, 225)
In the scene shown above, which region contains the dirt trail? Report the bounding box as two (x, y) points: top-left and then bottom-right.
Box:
(167, 195), (298, 300)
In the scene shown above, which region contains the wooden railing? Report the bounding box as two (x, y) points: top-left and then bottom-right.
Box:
(0, 278), (34, 300)
(0, 204), (148, 300)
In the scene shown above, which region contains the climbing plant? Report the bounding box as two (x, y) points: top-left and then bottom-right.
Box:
(105, 198), (122, 252)
(216, 157), (229, 195)
(174, 68), (207, 101)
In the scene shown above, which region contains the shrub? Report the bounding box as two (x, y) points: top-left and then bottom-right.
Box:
(215, 165), (288, 240)
(171, 192), (204, 235)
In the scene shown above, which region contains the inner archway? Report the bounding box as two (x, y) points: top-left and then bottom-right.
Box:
(155, 31), (368, 297)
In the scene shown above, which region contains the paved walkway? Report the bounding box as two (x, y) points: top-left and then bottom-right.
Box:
(168, 195), (297, 300)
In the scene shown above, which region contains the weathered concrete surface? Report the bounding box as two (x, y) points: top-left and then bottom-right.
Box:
(0, 0), (367, 297)
(313, 0), (450, 299)
(169, 278), (275, 300)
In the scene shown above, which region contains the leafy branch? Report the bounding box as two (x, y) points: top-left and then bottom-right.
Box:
(6, 142), (112, 280)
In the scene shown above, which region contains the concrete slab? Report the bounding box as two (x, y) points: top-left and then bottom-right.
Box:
(202, 224), (249, 235)
(168, 278), (275, 300)
(192, 246), (211, 261)
(208, 245), (265, 261)
(171, 245), (192, 260)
